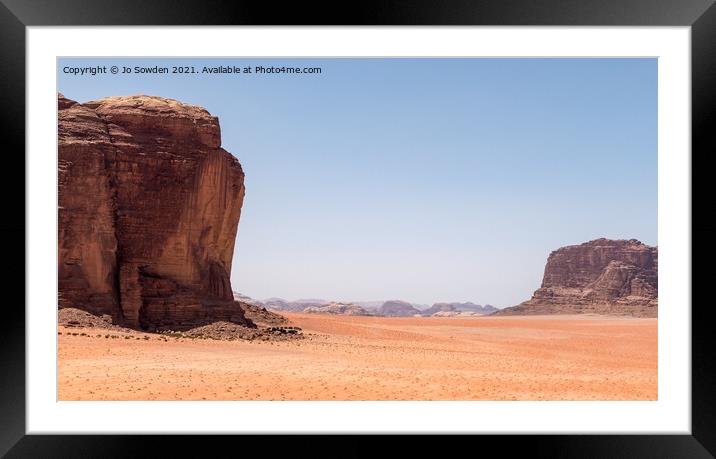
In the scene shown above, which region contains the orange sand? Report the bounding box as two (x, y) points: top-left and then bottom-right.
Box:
(58, 314), (657, 400)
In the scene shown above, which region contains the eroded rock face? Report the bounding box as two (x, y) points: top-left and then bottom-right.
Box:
(496, 239), (658, 317)
(58, 93), (250, 330)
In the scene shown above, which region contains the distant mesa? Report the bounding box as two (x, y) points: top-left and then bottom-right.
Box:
(495, 238), (658, 317)
(352, 301), (385, 311)
(422, 303), (458, 315)
(261, 297), (329, 312)
(421, 302), (498, 316)
(304, 302), (371, 316)
(378, 300), (422, 317)
(294, 298), (331, 304)
(289, 299), (331, 310)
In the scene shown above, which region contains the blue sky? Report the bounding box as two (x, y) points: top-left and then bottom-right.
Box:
(58, 58), (657, 307)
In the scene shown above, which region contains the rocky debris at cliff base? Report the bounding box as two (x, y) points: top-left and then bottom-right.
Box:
(59, 307), (301, 341)
(237, 301), (289, 327)
(162, 321), (303, 341)
(59, 307), (129, 330)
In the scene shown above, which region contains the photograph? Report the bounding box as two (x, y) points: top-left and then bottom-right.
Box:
(5, 0), (710, 451)
(57, 57), (658, 402)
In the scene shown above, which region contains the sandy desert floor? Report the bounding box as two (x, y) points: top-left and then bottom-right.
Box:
(58, 313), (657, 400)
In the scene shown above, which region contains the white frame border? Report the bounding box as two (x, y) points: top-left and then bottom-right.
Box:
(27, 26), (690, 434)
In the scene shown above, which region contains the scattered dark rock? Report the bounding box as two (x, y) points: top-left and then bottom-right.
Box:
(162, 321), (303, 341)
(59, 308), (127, 330)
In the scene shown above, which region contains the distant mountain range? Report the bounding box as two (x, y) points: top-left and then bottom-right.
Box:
(233, 292), (499, 317)
(261, 298), (328, 312)
(304, 302), (371, 316)
(352, 301), (385, 311)
(423, 302), (499, 315)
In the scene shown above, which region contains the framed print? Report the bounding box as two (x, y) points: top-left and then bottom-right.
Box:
(4, 0), (716, 457)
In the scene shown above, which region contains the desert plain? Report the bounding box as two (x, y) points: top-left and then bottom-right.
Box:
(58, 313), (657, 401)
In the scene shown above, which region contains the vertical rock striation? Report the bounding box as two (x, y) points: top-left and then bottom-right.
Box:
(495, 238), (658, 317)
(58, 93), (250, 330)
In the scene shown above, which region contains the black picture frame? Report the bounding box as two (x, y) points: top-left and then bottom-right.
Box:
(2, 0), (715, 457)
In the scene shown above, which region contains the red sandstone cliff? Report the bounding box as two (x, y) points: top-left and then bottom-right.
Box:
(58, 93), (250, 330)
(495, 239), (658, 317)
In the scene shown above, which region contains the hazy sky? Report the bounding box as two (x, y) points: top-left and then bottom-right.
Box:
(58, 58), (657, 307)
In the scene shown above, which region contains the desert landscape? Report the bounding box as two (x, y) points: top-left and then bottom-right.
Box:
(58, 313), (656, 401)
(57, 93), (658, 401)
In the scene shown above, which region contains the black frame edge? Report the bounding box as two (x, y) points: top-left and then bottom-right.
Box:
(2, 435), (716, 459)
(0, 1), (26, 458)
(0, 0), (715, 26)
(692, 1), (716, 457)
(4, 0), (715, 457)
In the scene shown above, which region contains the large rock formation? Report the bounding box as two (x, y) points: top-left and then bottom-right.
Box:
(58, 93), (251, 330)
(496, 238), (658, 317)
